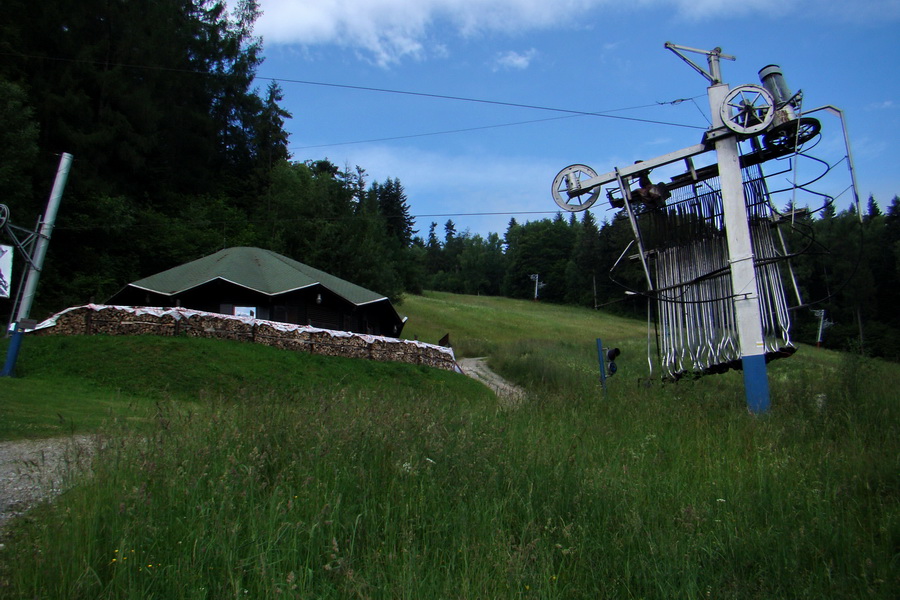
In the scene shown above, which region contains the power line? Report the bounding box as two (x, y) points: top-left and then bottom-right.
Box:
(262, 73), (706, 130)
(290, 114), (583, 150)
(4, 51), (708, 137)
(290, 95), (708, 150)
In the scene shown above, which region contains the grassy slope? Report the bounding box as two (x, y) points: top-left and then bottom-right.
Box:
(1, 291), (639, 439)
(0, 332), (488, 440)
(401, 290), (643, 355)
(0, 291), (897, 599)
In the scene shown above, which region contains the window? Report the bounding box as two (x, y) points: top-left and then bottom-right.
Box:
(234, 306), (256, 318)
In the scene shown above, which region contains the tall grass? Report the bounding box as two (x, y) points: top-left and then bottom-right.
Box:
(2, 292), (897, 598)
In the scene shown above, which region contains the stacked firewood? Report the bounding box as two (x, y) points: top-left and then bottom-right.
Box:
(180, 313), (253, 342)
(34, 305), (180, 337)
(32, 305), (457, 371)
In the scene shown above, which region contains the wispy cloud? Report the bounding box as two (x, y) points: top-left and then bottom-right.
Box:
(664, 0), (792, 19)
(245, 0), (900, 66)
(665, 0), (897, 20)
(330, 142), (569, 232)
(867, 100), (896, 110)
(491, 49), (537, 71)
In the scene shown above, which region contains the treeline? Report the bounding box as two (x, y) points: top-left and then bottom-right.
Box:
(416, 198), (900, 360)
(418, 212), (634, 307)
(793, 198), (900, 359)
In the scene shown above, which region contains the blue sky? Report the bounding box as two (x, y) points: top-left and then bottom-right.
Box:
(246, 0), (900, 238)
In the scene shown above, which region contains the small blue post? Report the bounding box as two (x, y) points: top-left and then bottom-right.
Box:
(742, 354), (770, 414)
(1, 322), (27, 377)
(596, 338), (607, 394)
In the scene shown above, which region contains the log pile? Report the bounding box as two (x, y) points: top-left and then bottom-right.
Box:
(181, 312), (253, 342)
(32, 305), (458, 371)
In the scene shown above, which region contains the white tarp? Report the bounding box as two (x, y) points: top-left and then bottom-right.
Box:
(35, 304), (457, 360)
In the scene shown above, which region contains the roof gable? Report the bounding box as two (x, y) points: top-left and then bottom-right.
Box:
(127, 247), (386, 306)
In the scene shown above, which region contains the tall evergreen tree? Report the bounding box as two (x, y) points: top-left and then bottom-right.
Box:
(456, 232), (505, 296)
(0, 0), (287, 314)
(253, 81), (292, 185)
(0, 80), (39, 213)
(866, 195), (882, 222)
(375, 178), (416, 247)
(424, 222), (444, 276)
(565, 210), (602, 307)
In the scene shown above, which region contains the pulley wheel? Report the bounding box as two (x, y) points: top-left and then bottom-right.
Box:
(720, 84), (775, 135)
(763, 117), (822, 152)
(552, 164), (600, 212)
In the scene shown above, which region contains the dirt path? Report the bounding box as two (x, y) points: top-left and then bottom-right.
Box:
(457, 357), (525, 406)
(0, 435), (96, 535)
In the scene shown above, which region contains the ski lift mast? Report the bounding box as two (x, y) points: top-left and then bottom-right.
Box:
(550, 44), (828, 413)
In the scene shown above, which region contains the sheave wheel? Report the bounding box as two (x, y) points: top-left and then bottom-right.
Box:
(720, 84), (775, 135)
(763, 117), (822, 152)
(552, 164), (600, 212)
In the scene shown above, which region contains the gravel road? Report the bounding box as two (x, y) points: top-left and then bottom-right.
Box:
(0, 435), (96, 535)
(457, 357), (525, 406)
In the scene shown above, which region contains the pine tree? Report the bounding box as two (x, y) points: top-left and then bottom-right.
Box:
(0, 80), (39, 214)
(376, 178), (416, 247)
(866, 195), (882, 222)
(565, 210), (602, 306)
(253, 81), (292, 181)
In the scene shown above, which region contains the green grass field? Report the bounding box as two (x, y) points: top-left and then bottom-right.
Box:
(0, 291), (897, 599)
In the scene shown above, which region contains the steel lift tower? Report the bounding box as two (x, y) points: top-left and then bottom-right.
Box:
(551, 44), (829, 413)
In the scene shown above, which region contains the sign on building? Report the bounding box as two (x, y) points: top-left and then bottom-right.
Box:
(0, 245), (12, 299)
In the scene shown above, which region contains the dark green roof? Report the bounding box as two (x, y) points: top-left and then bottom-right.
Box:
(127, 247), (386, 306)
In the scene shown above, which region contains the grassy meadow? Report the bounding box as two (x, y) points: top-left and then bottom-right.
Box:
(0, 291), (897, 599)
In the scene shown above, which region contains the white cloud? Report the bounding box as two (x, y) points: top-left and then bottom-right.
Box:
(492, 49), (537, 71)
(246, 1), (900, 66)
(255, 0), (433, 65)
(254, 0), (590, 57)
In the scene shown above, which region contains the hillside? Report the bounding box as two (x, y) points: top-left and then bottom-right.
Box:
(0, 291), (897, 599)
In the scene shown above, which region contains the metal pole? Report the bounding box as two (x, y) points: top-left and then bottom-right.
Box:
(596, 338), (607, 395)
(1, 319), (35, 377)
(707, 82), (770, 413)
(814, 309), (826, 347)
(14, 152), (72, 324)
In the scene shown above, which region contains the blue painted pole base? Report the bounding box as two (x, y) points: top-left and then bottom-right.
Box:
(596, 338), (607, 396)
(742, 354), (770, 414)
(1, 327), (25, 377)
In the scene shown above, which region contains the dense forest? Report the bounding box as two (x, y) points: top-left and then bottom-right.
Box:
(1, 1), (898, 358)
(420, 200), (900, 360)
(0, 0), (419, 307)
